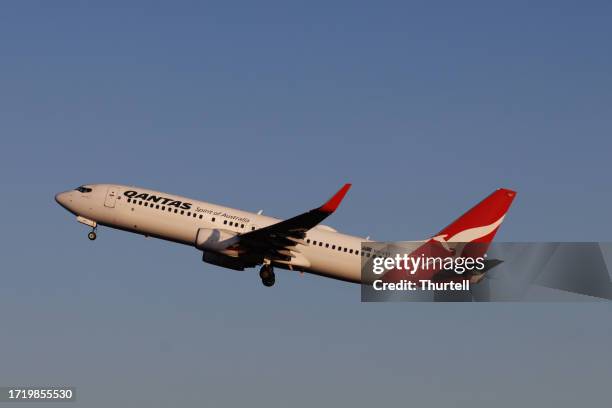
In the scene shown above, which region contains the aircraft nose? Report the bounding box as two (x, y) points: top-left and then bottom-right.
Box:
(55, 191), (70, 208)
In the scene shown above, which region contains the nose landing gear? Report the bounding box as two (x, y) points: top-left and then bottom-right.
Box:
(77, 216), (98, 241)
(259, 264), (275, 287)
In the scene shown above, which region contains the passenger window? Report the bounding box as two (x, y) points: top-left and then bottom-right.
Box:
(313, 241), (317, 245)
(224, 220), (227, 225)
(139, 201), (143, 205)
(187, 212), (191, 216)
(127, 198), (131, 203)
(344, 248), (347, 252)
(241, 224), (244, 228)
(349, 249), (353, 254)
(307, 239), (311, 243)
(325, 243), (329, 248)
(332, 245), (336, 249)
(212, 217), (215, 222)
(199, 214), (203, 219)
(174, 209), (178, 213)
(319, 242), (323, 246)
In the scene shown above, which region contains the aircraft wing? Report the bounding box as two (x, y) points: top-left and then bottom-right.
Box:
(236, 183), (351, 261)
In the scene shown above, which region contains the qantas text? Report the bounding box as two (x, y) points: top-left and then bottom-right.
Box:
(123, 190), (192, 210)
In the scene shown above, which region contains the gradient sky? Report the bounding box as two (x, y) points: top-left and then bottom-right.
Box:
(1, 1), (611, 406)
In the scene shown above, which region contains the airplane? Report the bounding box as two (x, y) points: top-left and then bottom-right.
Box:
(55, 184), (516, 287)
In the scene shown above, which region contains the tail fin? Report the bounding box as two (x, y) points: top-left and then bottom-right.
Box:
(380, 189), (516, 284)
(433, 188), (517, 245)
(383, 188), (516, 282)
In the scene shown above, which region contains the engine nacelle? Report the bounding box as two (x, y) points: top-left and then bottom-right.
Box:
(195, 228), (239, 251)
(202, 251), (245, 271)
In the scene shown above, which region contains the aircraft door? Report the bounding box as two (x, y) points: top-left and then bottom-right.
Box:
(104, 186), (118, 208)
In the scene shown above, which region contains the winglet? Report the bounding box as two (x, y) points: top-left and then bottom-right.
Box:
(319, 183), (352, 213)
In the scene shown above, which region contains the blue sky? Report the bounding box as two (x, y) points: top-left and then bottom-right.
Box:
(1, 1), (611, 406)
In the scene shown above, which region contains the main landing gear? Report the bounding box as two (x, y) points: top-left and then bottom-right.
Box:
(259, 264), (275, 287)
(87, 228), (97, 241)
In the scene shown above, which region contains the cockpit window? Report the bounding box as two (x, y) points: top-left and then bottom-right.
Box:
(75, 186), (93, 193)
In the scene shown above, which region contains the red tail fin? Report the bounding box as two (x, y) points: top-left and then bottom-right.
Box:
(434, 188), (516, 244)
(381, 189), (516, 284)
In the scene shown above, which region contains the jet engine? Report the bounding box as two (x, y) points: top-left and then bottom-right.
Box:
(202, 251), (246, 271)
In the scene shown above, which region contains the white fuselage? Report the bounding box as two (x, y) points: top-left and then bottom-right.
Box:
(56, 184), (366, 283)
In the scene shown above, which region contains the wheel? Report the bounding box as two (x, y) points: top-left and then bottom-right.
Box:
(88, 231), (97, 241)
(262, 275), (275, 287)
(259, 265), (275, 287)
(259, 265), (273, 280)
